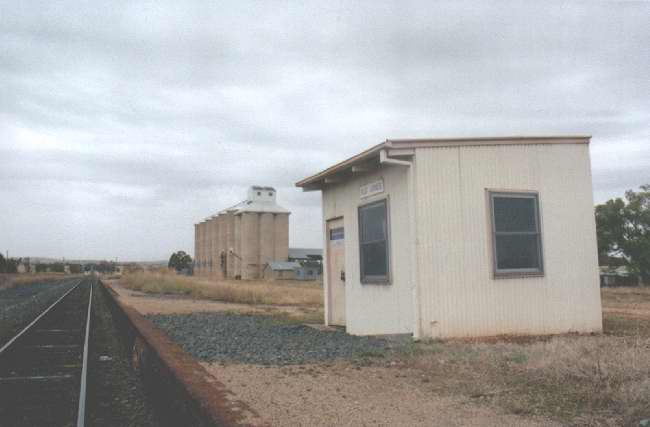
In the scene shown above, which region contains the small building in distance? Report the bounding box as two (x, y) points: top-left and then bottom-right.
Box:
(297, 136), (602, 339)
(16, 260), (29, 274)
(599, 266), (641, 287)
(194, 186), (290, 280)
(288, 248), (322, 263)
(294, 263), (322, 281)
(288, 248), (323, 281)
(264, 261), (301, 280)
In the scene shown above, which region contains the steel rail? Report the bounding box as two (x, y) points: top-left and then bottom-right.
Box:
(0, 277), (85, 354)
(76, 279), (93, 427)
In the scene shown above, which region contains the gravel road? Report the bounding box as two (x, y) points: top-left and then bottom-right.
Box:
(0, 278), (80, 345)
(147, 312), (388, 365)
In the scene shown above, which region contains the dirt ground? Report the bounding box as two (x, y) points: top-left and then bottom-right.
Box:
(203, 361), (559, 427)
(601, 286), (650, 319)
(110, 280), (650, 426)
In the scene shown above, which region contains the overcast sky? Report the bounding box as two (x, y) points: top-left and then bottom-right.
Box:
(1, 1), (648, 261)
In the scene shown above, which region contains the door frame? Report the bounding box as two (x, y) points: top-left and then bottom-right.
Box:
(325, 216), (345, 326)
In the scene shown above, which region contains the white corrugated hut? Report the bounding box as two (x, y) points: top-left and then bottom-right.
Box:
(296, 136), (602, 339)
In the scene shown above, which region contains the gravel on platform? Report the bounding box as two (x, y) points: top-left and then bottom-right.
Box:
(147, 312), (388, 365)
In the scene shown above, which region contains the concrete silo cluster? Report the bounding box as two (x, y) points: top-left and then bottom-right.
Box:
(194, 186), (290, 280)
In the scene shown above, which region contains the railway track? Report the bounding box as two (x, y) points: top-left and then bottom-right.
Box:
(0, 277), (93, 427)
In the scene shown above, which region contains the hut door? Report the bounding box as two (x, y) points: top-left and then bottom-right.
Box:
(327, 218), (346, 326)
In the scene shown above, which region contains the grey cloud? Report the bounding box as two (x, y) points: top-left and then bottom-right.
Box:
(0, 0), (648, 260)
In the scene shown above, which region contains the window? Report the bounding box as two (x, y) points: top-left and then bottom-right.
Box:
(358, 199), (389, 283)
(268, 192), (273, 196)
(329, 227), (344, 240)
(489, 192), (543, 276)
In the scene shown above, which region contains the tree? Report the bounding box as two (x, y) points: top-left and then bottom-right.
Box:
(0, 254), (5, 273)
(168, 251), (193, 273)
(596, 184), (650, 283)
(97, 261), (116, 273)
(85, 261), (116, 274)
(51, 262), (65, 273)
(3, 258), (19, 274)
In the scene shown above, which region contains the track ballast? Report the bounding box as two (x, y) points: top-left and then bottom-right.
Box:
(0, 277), (92, 427)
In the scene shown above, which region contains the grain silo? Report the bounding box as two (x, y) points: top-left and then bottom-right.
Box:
(194, 186), (290, 280)
(194, 223), (199, 274)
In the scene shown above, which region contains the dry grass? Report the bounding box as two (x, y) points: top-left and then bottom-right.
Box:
(397, 288), (650, 426)
(601, 286), (650, 304)
(120, 270), (323, 307)
(601, 286), (650, 319)
(0, 273), (68, 291)
(403, 332), (650, 426)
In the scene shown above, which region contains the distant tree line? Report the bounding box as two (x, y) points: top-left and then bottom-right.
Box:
(0, 254), (20, 274)
(84, 261), (116, 274)
(0, 255), (112, 275)
(596, 184), (650, 283)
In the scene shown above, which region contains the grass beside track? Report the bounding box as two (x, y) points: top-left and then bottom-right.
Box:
(0, 273), (69, 291)
(120, 271), (323, 307)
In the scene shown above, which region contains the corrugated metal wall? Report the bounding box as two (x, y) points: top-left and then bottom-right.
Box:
(321, 194), (330, 325)
(414, 143), (602, 338)
(322, 165), (414, 335)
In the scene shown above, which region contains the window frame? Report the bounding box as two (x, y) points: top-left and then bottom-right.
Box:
(358, 197), (391, 284)
(488, 190), (544, 278)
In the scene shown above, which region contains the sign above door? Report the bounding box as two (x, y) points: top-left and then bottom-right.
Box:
(360, 179), (384, 199)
